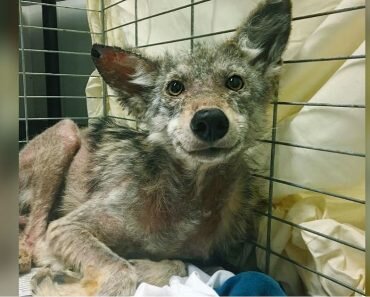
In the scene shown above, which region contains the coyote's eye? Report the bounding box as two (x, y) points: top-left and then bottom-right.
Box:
(166, 80), (184, 96)
(226, 75), (244, 91)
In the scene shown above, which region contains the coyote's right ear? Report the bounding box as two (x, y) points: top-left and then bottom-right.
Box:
(235, 0), (292, 70)
(91, 44), (158, 118)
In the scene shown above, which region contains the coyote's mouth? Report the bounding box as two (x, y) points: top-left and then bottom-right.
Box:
(178, 141), (241, 162)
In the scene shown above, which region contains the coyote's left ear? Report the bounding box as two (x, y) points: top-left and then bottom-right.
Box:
(235, 0), (292, 70)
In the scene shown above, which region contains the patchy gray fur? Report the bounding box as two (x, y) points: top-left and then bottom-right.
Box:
(19, 0), (292, 295)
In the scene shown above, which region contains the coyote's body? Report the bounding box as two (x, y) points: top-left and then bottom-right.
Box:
(19, 0), (292, 295)
(48, 118), (265, 263)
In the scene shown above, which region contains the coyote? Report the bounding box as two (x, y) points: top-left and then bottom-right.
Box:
(19, 0), (292, 295)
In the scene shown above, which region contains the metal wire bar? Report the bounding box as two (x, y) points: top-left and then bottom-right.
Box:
(134, 0), (138, 47)
(19, 94), (122, 98)
(134, 28), (365, 63)
(19, 25), (102, 35)
(264, 95), (279, 274)
(41, 2), (62, 123)
(190, 0), (195, 52)
(19, 95), (104, 99)
(100, 0), (108, 117)
(20, 0), (100, 12)
(252, 241), (365, 296)
(19, 2), (29, 142)
(136, 28), (235, 49)
(273, 101), (365, 108)
(19, 117), (99, 121)
(284, 55), (365, 64)
(254, 174), (365, 204)
(120, 1), (363, 47)
(105, 0), (211, 33)
(20, 48), (91, 56)
(259, 139), (365, 157)
(20, 72), (99, 78)
(293, 5), (365, 21)
(132, 0), (140, 129)
(136, 34), (364, 59)
(18, 114), (155, 128)
(108, 115), (137, 122)
(254, 210), (365, 252)
(104, 0), (128, 11)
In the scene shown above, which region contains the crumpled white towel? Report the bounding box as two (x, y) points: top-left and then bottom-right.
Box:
(134, 264), (234, 297)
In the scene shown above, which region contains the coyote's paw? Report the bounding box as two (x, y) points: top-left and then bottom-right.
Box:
(31, 267), (88, 296)
(97, 263), (138, 296)
(129, 259), (187, 287)
(19, 240), (32, 274)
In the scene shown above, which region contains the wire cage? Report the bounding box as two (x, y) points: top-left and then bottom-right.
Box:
(18, 0), (366, 296)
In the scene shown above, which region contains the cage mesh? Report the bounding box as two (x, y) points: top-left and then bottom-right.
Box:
(18, 1), (366, 295)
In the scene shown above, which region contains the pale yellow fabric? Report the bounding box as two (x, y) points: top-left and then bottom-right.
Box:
(85, 0), (365, 295)
(255, 0), (365, 293)
(279, 0), (365, 120)
(257, 192), (365, 295)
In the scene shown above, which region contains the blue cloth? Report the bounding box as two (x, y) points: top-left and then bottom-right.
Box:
(215, 271), (286, 296)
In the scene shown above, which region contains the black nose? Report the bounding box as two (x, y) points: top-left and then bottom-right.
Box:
(190, 108), (229, 142)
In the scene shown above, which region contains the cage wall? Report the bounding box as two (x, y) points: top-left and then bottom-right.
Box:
(19, 0), (366, 296)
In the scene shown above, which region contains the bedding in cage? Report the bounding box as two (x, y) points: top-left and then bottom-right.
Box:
(19, 0), (365, 296)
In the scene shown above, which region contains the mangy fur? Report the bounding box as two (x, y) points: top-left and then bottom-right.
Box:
(19, 0), (292, 295)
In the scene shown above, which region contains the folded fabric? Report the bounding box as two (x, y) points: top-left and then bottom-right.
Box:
(134, 264), (233, 297)
(300, 219), (365, 296)
(134, 271), (220, 296)
(135, 264), (284, 297)
(257, 194), (365, 296)
(215, 271), (286, 297)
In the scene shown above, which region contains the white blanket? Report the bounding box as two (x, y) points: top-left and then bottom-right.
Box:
(135, 265), (234, 297)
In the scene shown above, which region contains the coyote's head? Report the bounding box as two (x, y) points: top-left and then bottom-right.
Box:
(91, 0), (291, 163)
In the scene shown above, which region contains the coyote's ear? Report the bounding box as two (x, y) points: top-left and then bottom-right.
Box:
(91, 44), (158, 118)
(235, 0), (292, 70)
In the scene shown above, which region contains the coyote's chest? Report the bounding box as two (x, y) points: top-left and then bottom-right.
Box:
(132, 167), (245, 260)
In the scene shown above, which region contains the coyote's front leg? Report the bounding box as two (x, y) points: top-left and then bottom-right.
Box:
(32, 259), (187, 296)
(129, 259), (187, 286)
(40, 199), (138, 296)
(19, 119), (81, 273)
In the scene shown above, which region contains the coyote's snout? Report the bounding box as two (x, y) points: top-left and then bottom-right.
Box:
(19, 0), (292, 295)
(190, 108), (229, 143)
